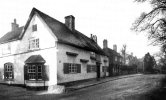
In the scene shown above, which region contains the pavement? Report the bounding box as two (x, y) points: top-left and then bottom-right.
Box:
(1, 74), (164, 100)
(0, 73), (142, 98)
(37, 73), (142, 95)
(65, 74), (142, 92)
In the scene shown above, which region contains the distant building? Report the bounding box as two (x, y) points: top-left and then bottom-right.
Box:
(0, 8), (109, 90)
(103, 39), (123, 76)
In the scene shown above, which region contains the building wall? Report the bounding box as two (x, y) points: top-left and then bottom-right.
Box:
(103, 48), (122, 76)
(0, 14), (58, 86)
(57, 43), (109, 83)
(100, 55), (109, 77)
(0, 13), (109, 86)
(57, 43), (97, 83)
(0, 49), (57, 85)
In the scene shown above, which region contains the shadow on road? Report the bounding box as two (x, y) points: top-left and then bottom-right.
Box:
(143, 75), (166, 100)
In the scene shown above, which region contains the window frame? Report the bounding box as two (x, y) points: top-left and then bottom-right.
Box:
(63, 63), (81, 74)
(102, 66), (108, 72)
(68, 63), (78, 74)
(4, 63), (14, 80)
(27, 64), (43, 81)
(115, 56), (118, 62)
(87, 65), (96, 73)
(90, 65), (96, 72)
(29, 38), (40, 50)
(32, 24), (37, 32)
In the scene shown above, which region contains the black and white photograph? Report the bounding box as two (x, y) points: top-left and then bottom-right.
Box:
(0, 0), (166, 100)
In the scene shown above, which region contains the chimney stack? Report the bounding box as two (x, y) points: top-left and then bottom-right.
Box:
(11, 19), (19, 31)
(103, 39), (108, 49)
(90, 34), (97, 43)
(65, 15), (75, 31)
(131, 52), (133, 56)
(113, 44), (117, 52)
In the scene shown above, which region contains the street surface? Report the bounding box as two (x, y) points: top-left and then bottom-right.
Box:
(0, 74), (166, 100)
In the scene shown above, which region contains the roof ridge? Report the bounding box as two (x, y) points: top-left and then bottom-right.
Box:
(0, 7), (106, 55)
(32, 7), (63, 24)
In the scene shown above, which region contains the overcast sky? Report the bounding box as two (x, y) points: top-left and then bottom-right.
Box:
(0, 0), (160, 58)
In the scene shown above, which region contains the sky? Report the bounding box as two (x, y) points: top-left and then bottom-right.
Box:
(0, 0), (161, 58)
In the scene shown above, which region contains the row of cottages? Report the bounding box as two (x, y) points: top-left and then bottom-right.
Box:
(102, 39), (123, 76)
(0, 8), (109, 89)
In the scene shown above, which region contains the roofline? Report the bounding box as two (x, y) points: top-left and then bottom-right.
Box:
(18, 8), (106, 56)
(0, 26), (24, 44)
(103, 48), (122, 57)
(58, 40), (106, 56)
(0, 39), (20, 44)
(19, 8), (65, 39)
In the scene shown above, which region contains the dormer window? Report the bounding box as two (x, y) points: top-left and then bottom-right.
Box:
(32, 24), (37, 32)
(90, 52), (96, 60)
(90, 52), (95, 56)
(29, 38), (39, 50)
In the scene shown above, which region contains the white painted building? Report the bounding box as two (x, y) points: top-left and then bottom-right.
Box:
(0, 8), (109, 90)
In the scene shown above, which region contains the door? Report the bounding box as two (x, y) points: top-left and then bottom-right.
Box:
(96, 62), (101, 78)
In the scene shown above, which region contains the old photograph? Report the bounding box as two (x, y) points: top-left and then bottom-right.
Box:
(0, 0), (166, 100)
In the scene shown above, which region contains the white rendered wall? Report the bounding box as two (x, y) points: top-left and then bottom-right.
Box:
(0, 14), (58, 86)
(57, 43), (109, 83)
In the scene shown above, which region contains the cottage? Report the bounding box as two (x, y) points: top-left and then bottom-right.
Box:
(0, 8), (109, 90)
(103, 39), (123, 76)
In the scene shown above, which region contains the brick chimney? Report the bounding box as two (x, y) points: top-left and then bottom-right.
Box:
(113, 44), (117, 52)
(65, 15), (75, 31)
(91, 34), (97, 43)
(131, 52), (133, 56)
(103, 39), (108, 49)
(11, 19), (19, 31)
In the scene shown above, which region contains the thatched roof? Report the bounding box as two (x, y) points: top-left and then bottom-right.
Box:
(0, 26), (23, 44)
(0, 8), (105, 55)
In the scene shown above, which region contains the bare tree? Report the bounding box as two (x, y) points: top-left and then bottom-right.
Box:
(132, 0), (166, 45)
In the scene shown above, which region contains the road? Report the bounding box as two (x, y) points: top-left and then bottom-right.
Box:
(1, 74), (166, 100)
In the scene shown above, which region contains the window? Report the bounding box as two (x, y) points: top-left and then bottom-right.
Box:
(102, 66), (108, 72)
(29, 38), (39, 50)
(28, 65), (36, 80)
(115, 56), (117, 61)
(37, 65), (42, 79)
(90, 52), (95, 57)
(90, 65), (96, 72)
(119, 58), (121, 62)
(87, 65), (96, 73)
(63, 63), (81, 74)
(4, 63), (14, 80)
(27, 64), (42, 80)
(69, 64), (77, 73)
(2, 43), (11, 55)
(32, 24), (37, 32)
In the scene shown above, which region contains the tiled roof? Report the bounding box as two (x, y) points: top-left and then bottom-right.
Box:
(0, 26), (23, 44)
(0, 8), (105, 55)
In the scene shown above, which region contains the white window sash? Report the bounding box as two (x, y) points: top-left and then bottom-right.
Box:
(29, 38), (39, 50)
